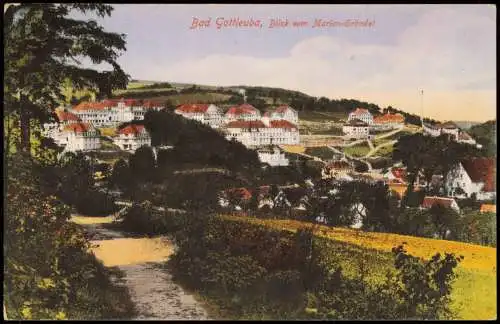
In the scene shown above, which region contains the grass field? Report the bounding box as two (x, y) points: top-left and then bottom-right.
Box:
(280, 145), (306, 154)
(343, 143), (371, 157)
(375, 144), (395, 158)
(298, 111), (346, 122)
(221, 215), (497, 320)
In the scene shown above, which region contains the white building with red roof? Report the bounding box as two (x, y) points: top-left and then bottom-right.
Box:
(59, 122), (101, 152)
(175, 103), (223, 128)
(113, 124), (151, 152)
(445, 157), (496, 201)
(70, 99), (163, 127)
(348, 108), (373, 125)
(224, 104), (261, 122)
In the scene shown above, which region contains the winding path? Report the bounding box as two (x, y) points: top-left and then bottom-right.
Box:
(71, 215), (208, 320)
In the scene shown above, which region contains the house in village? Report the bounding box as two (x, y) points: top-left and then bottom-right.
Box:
(348, 108), (374, 125)
(342, 119), (370, 139)
(423, 121), (480, 148)
(256, 146), (289, 166)
(43, 109), (82, 144)
(175, 103), (224, 129)
(59, 122), (101, 152)
(372, 113), (405, 131)
(445, 157), (495, 201)
(264, 105), (299, 124)
(421, 196), (461, 213)
(218, 187), (253, 211)
(113, 124), (151, 152)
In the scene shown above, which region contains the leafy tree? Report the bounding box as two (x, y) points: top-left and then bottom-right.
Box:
(110, 158), (131, 190)
(428, 204), (460, 239)
(4, 4), (128, 153)
(129, 146), (156, 182)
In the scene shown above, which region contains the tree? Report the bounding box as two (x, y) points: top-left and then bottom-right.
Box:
(129, 146), (156, 182)
(110, 158), (131, 190)
(429, 204), (460, 239)
(4, 4), (128, 153)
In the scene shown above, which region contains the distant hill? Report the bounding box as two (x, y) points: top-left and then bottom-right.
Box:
(122, 80), (439, 126)
(453, 121), (482, 130)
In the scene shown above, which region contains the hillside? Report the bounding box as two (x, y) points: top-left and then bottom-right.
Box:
(222, 215), (496, 320)
(468, 120), (496, 157)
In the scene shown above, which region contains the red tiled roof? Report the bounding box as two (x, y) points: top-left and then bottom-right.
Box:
(225, 120), (267, 129)
(118, 124), (146, 136)
(461, 158), (495, 192)
(351, 108), (370, 115)
(225, 187), (252, 201)
(73, 102), (108, 111)
(176, 104), (210, 114)
(62, 122), (92, 133)
(226, 104), (259, 116)
(422, 196), (457, 209)
(391, 167), (407, 181)
(480, 204), (496, 213)
(269, 120), (298, 129)
(56, 110), (80, 122)
(374, 113), (404, 124)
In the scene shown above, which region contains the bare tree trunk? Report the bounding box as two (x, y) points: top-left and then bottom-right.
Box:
(20, 93), (31, 153)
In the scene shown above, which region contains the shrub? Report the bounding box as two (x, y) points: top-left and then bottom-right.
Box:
(75, 190), (118, 216)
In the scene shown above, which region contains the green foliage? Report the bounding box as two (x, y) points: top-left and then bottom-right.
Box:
(143, 110), (260, 172)
(4, 153), (133, 319)
(468, 120), (496, 157)
(4, 3), (128, 151)
(164, 214), (462, 320)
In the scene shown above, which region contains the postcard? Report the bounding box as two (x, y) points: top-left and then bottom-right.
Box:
(3, 3), (496, 321)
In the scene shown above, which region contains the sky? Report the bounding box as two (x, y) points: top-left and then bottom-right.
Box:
(76, 4), (496, 122)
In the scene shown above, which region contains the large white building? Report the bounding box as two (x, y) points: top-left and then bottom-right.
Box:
(445, 158), (495, 201)
(175, 103), (224, 128)
(257, 146), (289, 166)
(70, 99), (164, 127)
(59, 122), (101, 152)
(113, 124), (151, 152)
(348, 108), (373, 125)
(224, 119), (300, 147)
(343, 119), (370, 139)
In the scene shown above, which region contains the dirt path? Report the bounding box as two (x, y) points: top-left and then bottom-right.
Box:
(71, 215), (209, 320)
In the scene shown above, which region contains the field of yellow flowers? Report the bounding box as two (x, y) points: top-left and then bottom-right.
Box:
(221, 215), (496, 320)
